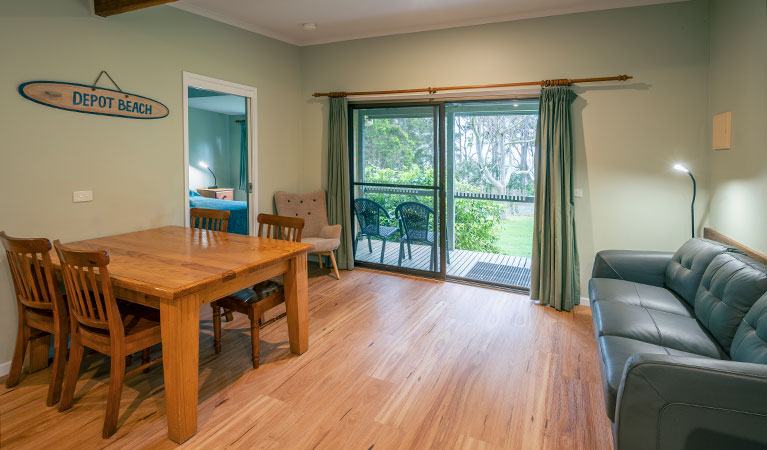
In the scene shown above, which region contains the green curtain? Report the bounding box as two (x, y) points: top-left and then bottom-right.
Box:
(530, 86), (580, 311)
(326, 97), (354, 270)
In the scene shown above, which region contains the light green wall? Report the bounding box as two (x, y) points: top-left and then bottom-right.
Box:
(706, 0), (767, 253)
(0, 0), (302, 364)
(299, 1), (712, 297)
(188, 107), (235, 192)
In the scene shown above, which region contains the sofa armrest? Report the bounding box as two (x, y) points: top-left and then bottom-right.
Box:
(591, 250), (673, 287)
(319, 224), (342, 240)
(615, 354), (767, 450)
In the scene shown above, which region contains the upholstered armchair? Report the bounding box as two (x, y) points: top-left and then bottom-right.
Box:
(275, 189), (341, 279)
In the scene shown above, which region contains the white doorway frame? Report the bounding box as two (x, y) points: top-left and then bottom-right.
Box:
(182, 72), (258, 234)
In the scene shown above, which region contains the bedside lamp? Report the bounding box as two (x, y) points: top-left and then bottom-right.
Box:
(673, 164), (696, 238)
(199, 161), (217, 188)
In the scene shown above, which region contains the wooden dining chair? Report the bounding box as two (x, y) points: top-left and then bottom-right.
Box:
(54, 241), (162, 438)
(190, 207), (230, 232)
(211, 214), (304, 368)
(1, 232), (69, 406)
(191, 207), (235, 321)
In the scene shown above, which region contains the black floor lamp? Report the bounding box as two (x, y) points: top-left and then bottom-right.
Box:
(673, 164), (696, 238)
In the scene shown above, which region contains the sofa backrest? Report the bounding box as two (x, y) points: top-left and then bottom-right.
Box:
(731, 293), (767, 364)
(694, 253), (767, 354)
(665, 238), (733, 306)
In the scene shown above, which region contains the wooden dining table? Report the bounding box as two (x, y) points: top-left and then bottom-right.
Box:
(45, 225), (314, 443)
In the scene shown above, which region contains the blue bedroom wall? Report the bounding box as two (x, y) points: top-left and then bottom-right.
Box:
(189, 107), (235, 192)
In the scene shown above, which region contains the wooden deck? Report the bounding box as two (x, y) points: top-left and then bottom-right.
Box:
(354, 238), (532, 288)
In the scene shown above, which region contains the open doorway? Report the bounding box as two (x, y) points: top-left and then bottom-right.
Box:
(183, 72), (257, 234)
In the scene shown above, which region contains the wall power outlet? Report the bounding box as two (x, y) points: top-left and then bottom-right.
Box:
(73, 190), (93, 203)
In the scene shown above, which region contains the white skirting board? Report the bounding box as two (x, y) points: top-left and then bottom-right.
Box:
(0, 360), (11, 377)
(580, 296), (590, 306)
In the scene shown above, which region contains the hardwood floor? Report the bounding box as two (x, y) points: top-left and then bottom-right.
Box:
(0, 266), (612, 449)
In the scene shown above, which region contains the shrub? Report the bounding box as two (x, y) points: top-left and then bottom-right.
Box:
(360, 165), (502, 252)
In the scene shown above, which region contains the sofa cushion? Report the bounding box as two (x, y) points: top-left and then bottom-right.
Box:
(730, 293), (767, 364)
(592, 301), (728, 359)
(596, 335), (706, 421)
(694, 253), (767, 353)
(665, 238), (733, 306)
(589, 278), (693, 316)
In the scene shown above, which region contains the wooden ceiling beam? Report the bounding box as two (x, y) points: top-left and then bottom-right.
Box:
(94, 0), (178, 17)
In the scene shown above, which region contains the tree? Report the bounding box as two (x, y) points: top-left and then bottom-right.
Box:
(453, 114), (537, 196)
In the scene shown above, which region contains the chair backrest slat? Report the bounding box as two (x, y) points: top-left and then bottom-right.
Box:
(0, 231), (62, 312)
(257, 214), (304, 242)
(54, 241), (122, 335)
(190, 208), (230, 232)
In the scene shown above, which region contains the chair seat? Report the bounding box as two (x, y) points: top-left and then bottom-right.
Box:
(302, 236), (340, 253)
(361, 225), (399, 239)
(224, 280), (283, 304)
(80, 304), (161, 355)
(216, 280), (284, 315)
(402, 231), (437, 244)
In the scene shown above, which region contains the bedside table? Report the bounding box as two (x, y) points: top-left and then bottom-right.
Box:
(197, 188), (234, 201)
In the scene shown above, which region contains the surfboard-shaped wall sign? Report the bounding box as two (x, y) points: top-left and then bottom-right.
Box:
(18, 81), (169, 119)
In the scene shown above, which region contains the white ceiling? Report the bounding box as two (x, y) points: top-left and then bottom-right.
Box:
(171, 0), (684, 46)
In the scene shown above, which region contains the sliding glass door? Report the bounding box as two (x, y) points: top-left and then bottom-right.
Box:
(348, 99), (538, 291)
(446, 100), (538, 290)
(349, 104), (446, 276)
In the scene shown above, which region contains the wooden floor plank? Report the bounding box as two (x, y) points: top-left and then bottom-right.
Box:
(0, 265), (613, 449)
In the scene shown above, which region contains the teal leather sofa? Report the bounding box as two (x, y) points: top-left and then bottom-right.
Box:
(589, 238), (767, 449)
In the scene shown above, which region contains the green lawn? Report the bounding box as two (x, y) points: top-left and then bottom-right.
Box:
(496, 215), (534, 258)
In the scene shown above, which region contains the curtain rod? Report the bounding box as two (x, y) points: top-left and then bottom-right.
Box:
(312, 74), (632, 98)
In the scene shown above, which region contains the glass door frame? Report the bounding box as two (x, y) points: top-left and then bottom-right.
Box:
(347, 102), (448, 280)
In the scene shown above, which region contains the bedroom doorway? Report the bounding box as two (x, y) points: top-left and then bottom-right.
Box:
(182, 72), (257, 235)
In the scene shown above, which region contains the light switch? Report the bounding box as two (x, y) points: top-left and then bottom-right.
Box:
(574, 188), (583, 198)
(73, 190), (93, 203)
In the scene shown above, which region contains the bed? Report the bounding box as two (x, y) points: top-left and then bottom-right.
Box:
(189, 191), (248, 235)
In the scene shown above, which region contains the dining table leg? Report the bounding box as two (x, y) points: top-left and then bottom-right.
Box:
(283, 253), (309, 354)
(160, 294), (201, 443)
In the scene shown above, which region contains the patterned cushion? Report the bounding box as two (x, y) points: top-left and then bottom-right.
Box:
(694, 253), (767, 354)
(665, 238), (734, 306)
(730, 293), (767, 364)
(274, 189), (328, 238)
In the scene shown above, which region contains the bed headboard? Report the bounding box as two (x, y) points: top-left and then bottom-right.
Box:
(703, 227), (767, 265)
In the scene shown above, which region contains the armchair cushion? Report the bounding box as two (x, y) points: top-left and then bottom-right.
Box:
(319, 224), (342, 240)
(274, 189), (329, 238)
(302, 237), (340, 253)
